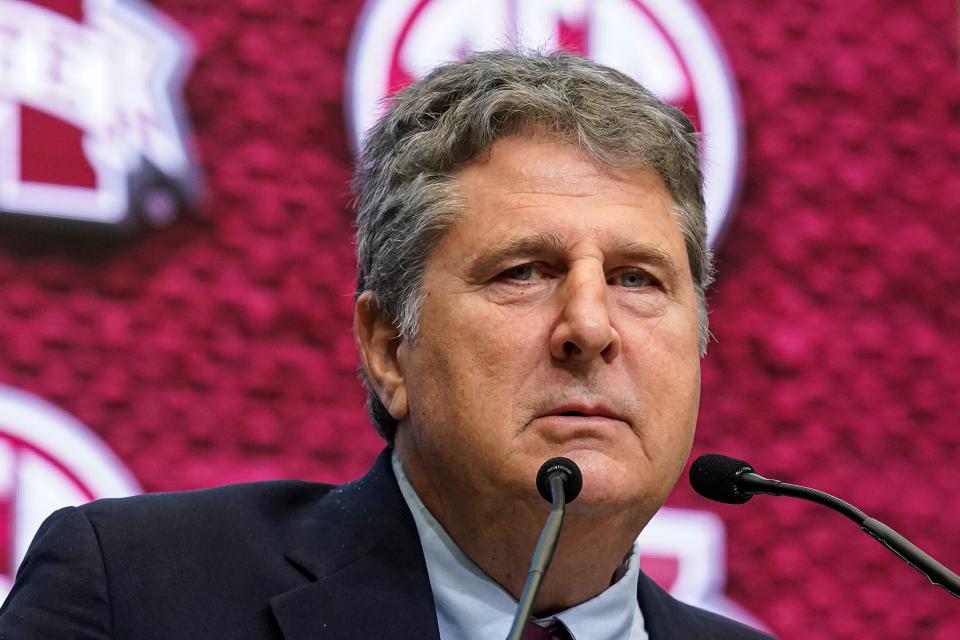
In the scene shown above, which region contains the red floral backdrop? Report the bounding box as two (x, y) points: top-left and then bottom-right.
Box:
(1, 0), (959, 637)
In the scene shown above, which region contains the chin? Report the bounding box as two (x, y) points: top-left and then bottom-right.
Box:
(559, 451), (671, 515)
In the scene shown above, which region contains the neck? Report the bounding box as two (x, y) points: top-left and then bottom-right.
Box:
(396, 445), (646, 615)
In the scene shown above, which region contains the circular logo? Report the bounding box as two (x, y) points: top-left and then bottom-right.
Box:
(0, 386), (141, 599)
(347, 0), (744, 245)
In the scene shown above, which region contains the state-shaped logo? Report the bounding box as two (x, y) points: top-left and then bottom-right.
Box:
(0, 0), (199, 227)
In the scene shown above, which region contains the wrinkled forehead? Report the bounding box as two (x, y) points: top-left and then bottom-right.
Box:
(451, 135), (683, 235)
(433, 136), (690, 274)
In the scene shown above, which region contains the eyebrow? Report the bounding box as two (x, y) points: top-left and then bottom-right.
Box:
(465, 232), (683, 284)
(607, 237), (683, 284)
(465, 232), (565, 281)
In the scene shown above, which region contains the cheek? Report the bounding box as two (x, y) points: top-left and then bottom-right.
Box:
(442, 296), (546, 369)
(657, 360), (699, 471)
(413, 301), (549, 434)
(624, 314), (701, 434)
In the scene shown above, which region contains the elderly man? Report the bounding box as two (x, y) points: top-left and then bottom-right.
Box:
(0, 52), (772, 639)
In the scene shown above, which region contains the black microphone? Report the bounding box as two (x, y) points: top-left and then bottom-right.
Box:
(689, 454), (756, 504)
(505, 457), (582, 640)
(690, 453), (960, 599)
(536, 457), (583, 504)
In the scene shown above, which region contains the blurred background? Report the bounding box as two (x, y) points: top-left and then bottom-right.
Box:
(1, 0), (958, 637)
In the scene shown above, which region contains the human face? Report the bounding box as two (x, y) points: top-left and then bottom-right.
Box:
(394, 135), (702, 519)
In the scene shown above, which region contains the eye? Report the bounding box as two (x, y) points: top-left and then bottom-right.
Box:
(500, 263), (541, 282)
(611, 270), (658, 289)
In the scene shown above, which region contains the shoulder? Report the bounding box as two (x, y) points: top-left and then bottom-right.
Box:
(75, 479), (337, 562)
(0, 505), (113, 636)
(0, 480), (340, 637)
(80, 479), (335, 531)
(10, 478), (337, 571)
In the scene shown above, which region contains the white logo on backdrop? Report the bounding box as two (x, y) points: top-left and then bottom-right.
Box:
(639, 507), (770, 631)
(0, 385), (140, 600)
(347, 0), (744, 244)
(0, 0), (197, 223)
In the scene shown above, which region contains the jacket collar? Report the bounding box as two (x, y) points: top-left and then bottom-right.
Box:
(637, 570), (722, 639)
(269, 447), (721, 640)
(269, 449), (441, 640)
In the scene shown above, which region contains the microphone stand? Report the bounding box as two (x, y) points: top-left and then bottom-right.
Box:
(506, 474), (567, 640)
(739, 471), (960, 599)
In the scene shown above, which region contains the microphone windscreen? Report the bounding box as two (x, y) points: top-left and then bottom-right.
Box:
(689, 454), (756, 504)
(536, 457), (583, 504)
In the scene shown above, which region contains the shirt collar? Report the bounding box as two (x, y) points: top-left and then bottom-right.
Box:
(392, 452), (646, 640)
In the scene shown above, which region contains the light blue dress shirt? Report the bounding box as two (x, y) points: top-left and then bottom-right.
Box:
(392, 453), (649, 640)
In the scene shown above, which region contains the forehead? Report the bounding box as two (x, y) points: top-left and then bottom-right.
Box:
(461, 134), (660, 199)
(441, 136), (688, 269)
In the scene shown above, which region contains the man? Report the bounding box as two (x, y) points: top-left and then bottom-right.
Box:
(0, 51), (773, 639)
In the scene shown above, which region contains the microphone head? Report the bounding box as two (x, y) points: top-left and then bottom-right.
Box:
(536, 457), (583, 504)
(689, 454), (756, 504)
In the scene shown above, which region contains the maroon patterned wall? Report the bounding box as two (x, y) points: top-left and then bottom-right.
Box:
(1, 0), (958, 637)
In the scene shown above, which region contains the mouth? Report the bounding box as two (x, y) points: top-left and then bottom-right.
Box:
(531, 403), (631, 447)
(539, 403), (627, 423)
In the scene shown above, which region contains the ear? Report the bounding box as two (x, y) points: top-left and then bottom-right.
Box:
(353, 292), (409, 421)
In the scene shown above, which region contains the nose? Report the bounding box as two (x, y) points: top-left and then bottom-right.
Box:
(549, 263), (622, 364)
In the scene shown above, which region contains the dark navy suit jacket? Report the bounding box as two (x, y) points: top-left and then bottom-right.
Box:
(0, 449), (774, 639)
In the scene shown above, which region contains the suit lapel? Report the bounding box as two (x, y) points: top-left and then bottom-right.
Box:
(268, 448), (724, 640)
(637, 571), (717, 640)
(270, 449), (440, 640)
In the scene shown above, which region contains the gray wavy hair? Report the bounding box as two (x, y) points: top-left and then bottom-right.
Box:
(353, 50), (714, 442)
